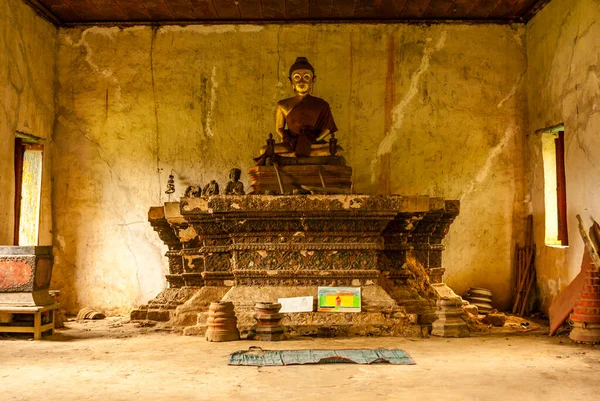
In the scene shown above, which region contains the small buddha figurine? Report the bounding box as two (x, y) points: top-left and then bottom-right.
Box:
(224, 168), (245, 195)
(255, 57), (343, 164)
(202, 180), (219, 196)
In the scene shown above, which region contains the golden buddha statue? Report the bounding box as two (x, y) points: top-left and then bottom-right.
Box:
(256, 57), (343, 162)
(248, 57), (352, 194)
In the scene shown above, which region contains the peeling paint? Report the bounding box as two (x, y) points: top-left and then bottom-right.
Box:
(206, 65), (218, 138)
(238, 25), (264, 33)
(371, 30), (448, 183)
(159, 25), (235, 35)
(64, 28), (122, 99)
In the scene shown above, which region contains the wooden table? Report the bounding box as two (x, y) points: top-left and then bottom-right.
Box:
(0, 303), (60, 340)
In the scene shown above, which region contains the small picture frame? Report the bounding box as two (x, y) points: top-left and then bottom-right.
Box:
(317, 287), (361, 313)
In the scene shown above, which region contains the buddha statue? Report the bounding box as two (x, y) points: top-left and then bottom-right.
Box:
(248, 57), (352, 194)
(224, 168), (245, 195)
(255, 57), (343, 164)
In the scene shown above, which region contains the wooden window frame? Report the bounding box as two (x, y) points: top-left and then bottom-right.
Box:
(555, 131), (568, 245)
(14, 138), (44, 245)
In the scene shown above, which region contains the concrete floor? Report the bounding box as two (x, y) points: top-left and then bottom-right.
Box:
(1, 318), (599, 401)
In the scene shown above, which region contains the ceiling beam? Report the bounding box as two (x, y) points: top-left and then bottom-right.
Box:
(22, 0), (62, 26)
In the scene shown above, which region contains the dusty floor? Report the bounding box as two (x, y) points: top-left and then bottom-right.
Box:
(1, 318), (600, 401)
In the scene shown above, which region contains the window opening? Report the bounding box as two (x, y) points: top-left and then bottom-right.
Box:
(539, 124), (568, 247)
(14, 134), (44, 246)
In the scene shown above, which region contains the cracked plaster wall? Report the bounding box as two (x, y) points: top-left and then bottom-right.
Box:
(53, 23), (528, 313)
(526, 0), (600, 313)
(0, 0), (56, 245)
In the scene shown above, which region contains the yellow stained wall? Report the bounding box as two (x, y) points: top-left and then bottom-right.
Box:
(0, 0), (56, 246)
(527, 0), (600, 312)
(53, 23), (528, 314)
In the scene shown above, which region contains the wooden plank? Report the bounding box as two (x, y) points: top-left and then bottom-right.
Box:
(556, 131), (568, 245)
(593, 221), (600, 249)
(521, 0), (552, 21)
(331, 0), (359, 18)
(137, 0), (175, 19)
(400, 0), (434, 17)
(261, 0), (285, 19)
(13, 138), (24, 246)
(114, 0), (153, 19)
(577, 215), (600, 270)
(422, 0), (454, 18)
(354, 0), (383, 18)
(34, 311), (42, 340)
(0, 326), (36, 334)
(212, 0), (241, 19)
(86, 0), (129, 20)
(308, 0), (334, 19)
(237, 0), (262, 19)
(450, 0), (480, 15)
(62, 0), (104, 19)
(379, 0), (408, 18)
(510, 0), (537, 17)
(165, 0), (197, 18)
(468, 0), (501, 18)
(486, 0), (513, 19)
(0, 304), (60, 313)
(286, 0), (310, 19)
(549, 251), (592, 335)
(39, 0), (68, 6)
(188, 0), (218, 18)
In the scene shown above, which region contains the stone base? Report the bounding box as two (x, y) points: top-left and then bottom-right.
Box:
(570, 322), (600, 344)
(130, 286), (201, 322)
(169, 286), (231, 328)
(182, 285), (423, 338)
(431, 298), (469, 338)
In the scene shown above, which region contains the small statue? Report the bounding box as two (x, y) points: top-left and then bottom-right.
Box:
(225, 168), (245, 195)
(329, 133), (338, 156)
(165, 174), (175, 195)
(184, 186), (202, 197)
(202, 180), (220, 196)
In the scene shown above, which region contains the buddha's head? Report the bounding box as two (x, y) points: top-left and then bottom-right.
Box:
(229, 168), (241, 181)
(288, 57), (315, 95)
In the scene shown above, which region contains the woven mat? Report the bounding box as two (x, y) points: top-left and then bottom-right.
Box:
(229, 347), (416, 366)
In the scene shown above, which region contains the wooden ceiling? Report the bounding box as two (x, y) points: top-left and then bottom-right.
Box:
(25, 0), (552, 26)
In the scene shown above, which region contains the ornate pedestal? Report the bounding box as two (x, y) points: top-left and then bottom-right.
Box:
(130, 205), (199, 322)
(0, 246), (54, 306)
(136, 195), (459, 337)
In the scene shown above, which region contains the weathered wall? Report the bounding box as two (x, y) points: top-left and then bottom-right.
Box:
(0, 1), (56, 246)
(527, 0), (600, 312)
(54, 23), (528, 313)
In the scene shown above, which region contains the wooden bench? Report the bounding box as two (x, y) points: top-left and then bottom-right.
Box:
(0, 303), (60, 340)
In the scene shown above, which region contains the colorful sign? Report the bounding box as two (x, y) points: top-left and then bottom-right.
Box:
(317, 287), (361, 312)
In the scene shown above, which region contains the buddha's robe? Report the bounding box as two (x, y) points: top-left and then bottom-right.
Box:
(282, 95), (337, 157)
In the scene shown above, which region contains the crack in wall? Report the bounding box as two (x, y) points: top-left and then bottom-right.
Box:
(460, 126), (516, 202)
(497, 71), (525, 108)
(370, 29), (447, 184)
(56, 115), (114, 178)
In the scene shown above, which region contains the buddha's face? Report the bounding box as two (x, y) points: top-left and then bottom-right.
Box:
(290, 69), (314, 95)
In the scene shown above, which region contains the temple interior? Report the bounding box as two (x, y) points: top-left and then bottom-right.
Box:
(1, 0), (599, 400)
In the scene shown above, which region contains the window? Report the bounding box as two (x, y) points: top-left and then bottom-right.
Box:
(14, 134), (44, 246)
(539, 124), (568, 247)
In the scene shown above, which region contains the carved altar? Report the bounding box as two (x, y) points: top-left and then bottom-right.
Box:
(132, 195), (459, 337)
